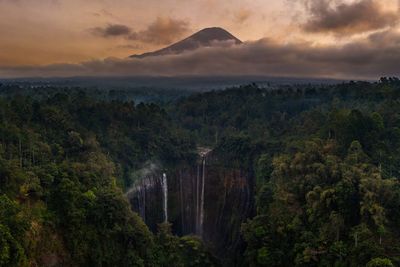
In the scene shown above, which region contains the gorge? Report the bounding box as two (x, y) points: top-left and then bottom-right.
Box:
(127, 147), (254, 264)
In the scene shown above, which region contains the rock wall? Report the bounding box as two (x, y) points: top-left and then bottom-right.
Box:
(127, 150), (255, 265)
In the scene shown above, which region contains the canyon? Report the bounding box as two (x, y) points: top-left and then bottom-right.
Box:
(127, 147), (254, 264)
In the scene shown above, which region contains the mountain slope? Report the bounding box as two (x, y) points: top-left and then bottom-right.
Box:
(130, 27), (242, 58)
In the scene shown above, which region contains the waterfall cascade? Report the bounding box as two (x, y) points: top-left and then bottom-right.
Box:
(196, 164), (200, 234)
(126, 147), (254, 265)
(161, 173), (168, 223)
(195, 148), (211, 237)
(199, 155), (206, 236)
(137, 183), (146, 222)
(126, 169), (164, 230)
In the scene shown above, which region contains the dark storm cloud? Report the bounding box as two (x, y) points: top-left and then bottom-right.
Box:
(91, 24), (132, 37)
(1, 30), (400, 79)
(301, 0), (399, 35)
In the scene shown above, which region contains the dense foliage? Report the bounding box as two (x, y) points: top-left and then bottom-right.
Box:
(172, 78), (400, 266)
(0, 92), (210, 266)
(1, 77), (400, 266)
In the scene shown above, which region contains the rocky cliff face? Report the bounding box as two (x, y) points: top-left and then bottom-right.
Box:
(127, 172), (165, 232)
(127, 149), (254, 265)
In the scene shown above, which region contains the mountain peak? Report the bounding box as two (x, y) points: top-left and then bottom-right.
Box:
(130, 27), (242, 58)
(188, 27), (242, 44)
(197, 27), (235, 34)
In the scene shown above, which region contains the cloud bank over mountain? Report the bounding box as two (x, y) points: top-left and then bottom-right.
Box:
(1, 28), (399, 79)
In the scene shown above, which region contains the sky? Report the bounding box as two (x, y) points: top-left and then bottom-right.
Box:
(0, 0), (399, 79)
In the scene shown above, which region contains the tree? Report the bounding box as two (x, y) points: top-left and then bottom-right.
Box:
(366, 258), (394, 267)
(0, 224), (27, 267)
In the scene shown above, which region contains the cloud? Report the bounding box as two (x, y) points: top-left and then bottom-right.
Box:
(90, 17), (190, 45)
(0, 0), (60, 6)
(93, 9), (114, 17)
(1, 30), (400, 79)
(129, 17), (190, 45)
(91, 24), (132, 38)
(301, 0), (400, 35)
(116, 44), (143, 50)
(234, 8), (252, 24)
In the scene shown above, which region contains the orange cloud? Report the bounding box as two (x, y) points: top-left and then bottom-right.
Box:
(90, 17), (191, 45)
(234, 8), (252, 24)
(132, 17), (191, 45)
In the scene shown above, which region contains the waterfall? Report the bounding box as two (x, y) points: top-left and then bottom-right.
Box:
(179, 173), (185, 234)
(138, 184), (146, 223)
(199, 156), (206, 236)
(195, 148), (210, 237)
(196, 164), (200, 234)
(162, 173), (168, 222)
(126, 172), (157, 226)
(124, 151), (255, 261)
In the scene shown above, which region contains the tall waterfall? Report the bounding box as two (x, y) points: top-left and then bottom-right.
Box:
(125, 151), (254, 264)
(179, 174), (185, 233)
(199, 156), (206, 236)
(161, 173), (168, 222)
(195, 148), (211, 237)
(196, 164), (200, 234)
(125, 168), (162, 229)
(138, 183), (146, 222)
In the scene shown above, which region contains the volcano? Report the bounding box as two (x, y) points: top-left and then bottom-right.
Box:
(130, 27), (242, 58)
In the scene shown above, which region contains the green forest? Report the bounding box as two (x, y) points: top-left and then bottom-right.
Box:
(1, 77), (400, 267)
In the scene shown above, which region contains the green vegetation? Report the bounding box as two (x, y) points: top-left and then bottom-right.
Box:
(1, 77), (400, 266)
(0, 92), (206, 266)
(172, 77), (400, 266)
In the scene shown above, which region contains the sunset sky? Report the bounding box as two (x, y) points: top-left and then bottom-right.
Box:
(1, 0), (399, 78)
